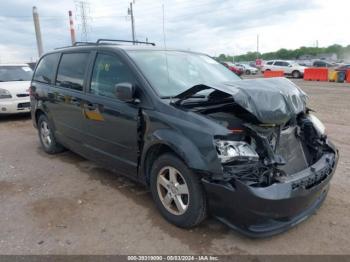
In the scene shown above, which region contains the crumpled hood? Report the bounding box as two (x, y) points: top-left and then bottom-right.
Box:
(175, 77), (308, 125)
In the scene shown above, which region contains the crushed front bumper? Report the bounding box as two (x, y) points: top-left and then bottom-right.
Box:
(202, 146), (339, 238)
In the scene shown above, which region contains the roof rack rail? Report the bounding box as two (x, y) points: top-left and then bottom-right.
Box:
(96, 39), (156, 46)
(55, 41), (96, 50)
(55, 39), (156, 50)
(73, 41), (96, 46)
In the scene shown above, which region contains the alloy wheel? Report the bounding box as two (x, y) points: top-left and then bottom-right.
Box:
(156, 166), (190, 215)
(40, 121), (52, 148)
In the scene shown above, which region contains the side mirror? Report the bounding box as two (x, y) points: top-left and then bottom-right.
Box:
(115, 82), (135, 102)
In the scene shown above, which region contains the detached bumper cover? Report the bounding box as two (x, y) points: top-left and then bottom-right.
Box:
(202, 147), (339, 238)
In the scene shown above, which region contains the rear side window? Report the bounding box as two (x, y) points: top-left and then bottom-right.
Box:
(90, 53), (134, 99)
(33, 53), (60, 84)
(274, 61), (289, 66)
(56, 53), (90, 91)
(266, 61), (273, 65)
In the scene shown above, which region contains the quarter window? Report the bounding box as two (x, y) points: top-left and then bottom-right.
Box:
(33, 53), (60, 84)
(90, 54), (134, 99)
(56, 53), (90, 91)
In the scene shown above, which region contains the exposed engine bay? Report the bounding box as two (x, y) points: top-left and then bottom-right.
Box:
(174, 78), (336, 188)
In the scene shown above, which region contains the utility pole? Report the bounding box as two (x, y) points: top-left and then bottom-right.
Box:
(162, 3), (166, 48)
(128, 2), (135, 44)
(256, 34), (259, 59)
(68, 10), (76, 45)
(32, 6), (44, 57)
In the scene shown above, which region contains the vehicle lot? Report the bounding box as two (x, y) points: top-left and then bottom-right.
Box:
(0, 79), (350, 255)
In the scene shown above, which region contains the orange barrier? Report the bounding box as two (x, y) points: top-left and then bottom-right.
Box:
(347, 70), (350, 83)
(264, 70), (284, 78)
(303, 68), (328, 81)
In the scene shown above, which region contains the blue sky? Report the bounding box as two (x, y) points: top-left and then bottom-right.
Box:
(0, 0), (348, 62)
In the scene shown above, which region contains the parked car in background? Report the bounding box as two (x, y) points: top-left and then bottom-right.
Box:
(235, 63), (258, 75)
(0, 64), (32, 114)
(312, 60), (334, 68)
(261, 60), (307, 78)
(221, 62), (243, 76)
(335, 64), (350, 73)
(30, 39), (338, 237)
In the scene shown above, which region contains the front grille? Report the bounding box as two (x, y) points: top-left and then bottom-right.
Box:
(291, 163), (333, 190)
(17, 102), (30, 109)
(16, 93), (29, 97)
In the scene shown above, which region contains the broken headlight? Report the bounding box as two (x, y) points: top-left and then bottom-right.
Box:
(215, 140), (259, 163)
(308, 114), (325, 135)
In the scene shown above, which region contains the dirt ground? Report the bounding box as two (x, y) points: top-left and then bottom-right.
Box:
(0, 78), (349, 255)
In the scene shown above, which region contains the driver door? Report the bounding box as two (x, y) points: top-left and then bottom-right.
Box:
(81, 52), (139, 176)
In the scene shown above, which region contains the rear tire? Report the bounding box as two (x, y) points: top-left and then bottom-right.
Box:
(150, 153), (207, 228)
(38, 114), (65, 154)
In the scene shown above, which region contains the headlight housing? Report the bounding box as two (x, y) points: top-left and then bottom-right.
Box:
(0, 88), (12, 99)
(215, 140), (259, 163)
(308, 114), (325, 135)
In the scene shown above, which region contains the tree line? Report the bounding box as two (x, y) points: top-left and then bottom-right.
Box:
(216, 44), (350, 62)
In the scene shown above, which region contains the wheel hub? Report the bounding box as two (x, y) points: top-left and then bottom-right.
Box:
(156, 166), (190, 216)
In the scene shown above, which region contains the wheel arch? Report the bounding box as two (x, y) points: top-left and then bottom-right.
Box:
(139, 130), (212, 186)
(142, 143), (181, 186)
(34, 108), (46, 126)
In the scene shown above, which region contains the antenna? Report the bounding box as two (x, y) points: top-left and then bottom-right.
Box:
(162, 2), (167, 49)
(75, 0), (91, 42)
(162, 2), (170, 86)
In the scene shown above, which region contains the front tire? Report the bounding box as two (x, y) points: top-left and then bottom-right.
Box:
(292, 70), (301, 78)
(150, 153), (207, 228)
(245, 69), (251, 75)
(38, 114), (65, 154)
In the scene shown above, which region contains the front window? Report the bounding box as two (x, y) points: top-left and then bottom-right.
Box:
(0, 66), (33, 82)
(90, 53), (135, 99)
(127, 50), (240, 97)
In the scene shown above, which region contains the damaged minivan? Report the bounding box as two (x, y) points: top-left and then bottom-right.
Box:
(30, 40), (338, 237)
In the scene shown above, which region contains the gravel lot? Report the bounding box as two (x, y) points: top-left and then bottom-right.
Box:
(0, 78), (349, 255)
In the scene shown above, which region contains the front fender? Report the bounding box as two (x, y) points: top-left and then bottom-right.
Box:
(141, 128), (223, 179)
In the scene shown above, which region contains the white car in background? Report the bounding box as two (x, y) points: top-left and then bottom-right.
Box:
(235, 63), (258, 75)
(0, 64), (33, 114)
(261, 60), (307, 78)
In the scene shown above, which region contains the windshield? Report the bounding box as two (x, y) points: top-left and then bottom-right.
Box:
(127, 50), (240, 97)
(0, 66), (33, 82)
